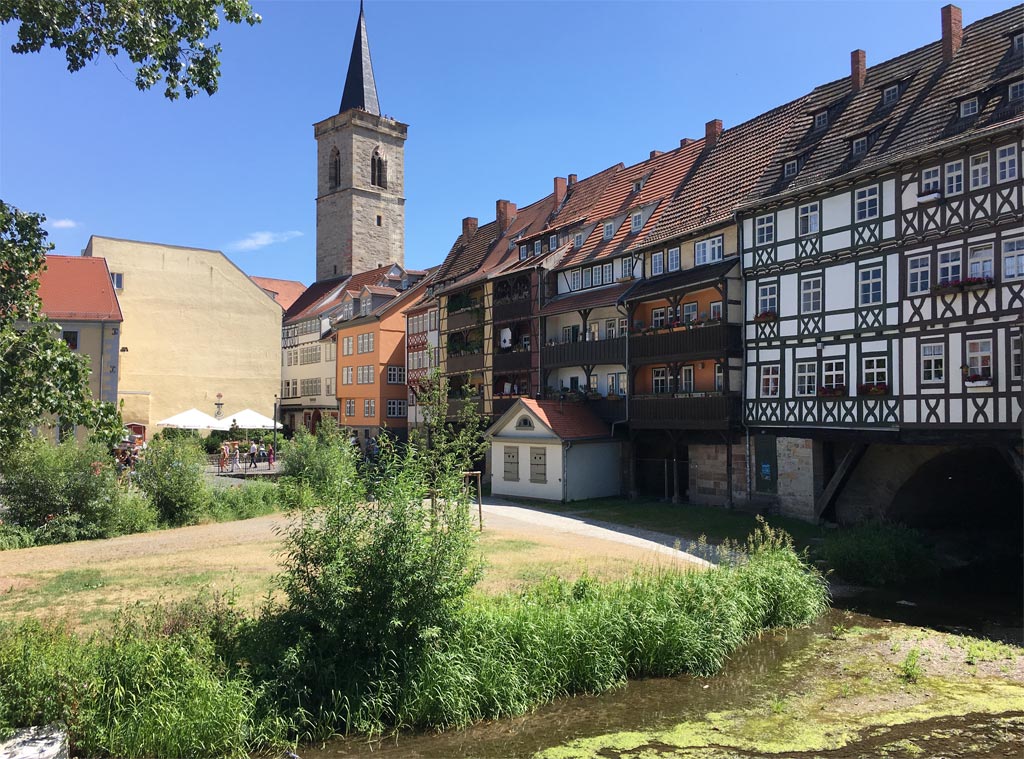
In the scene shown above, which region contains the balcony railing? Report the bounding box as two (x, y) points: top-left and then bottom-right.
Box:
(631, 322), (741, 364)
(447, 352), (485, 374)
(541, 336), (626, 369)
(493, 298), (533, 323)
(493, 350), (532, 373)
(629, 393), (741, 430)
(447, 308), (483, 332)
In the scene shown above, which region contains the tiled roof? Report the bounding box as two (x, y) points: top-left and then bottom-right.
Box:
(746, 5), (1024, 207)
(623, 259), (738, 302)
(284, 264), (401, 324)
(556, 140), (706, 270)
(249, 276), (307, 310)
(519, 398), (611, 441)
(362, 285), (400, 296)
(38, 255), (122, 321)
(638, 98), (809, 248)
(538, 282), (634, 317)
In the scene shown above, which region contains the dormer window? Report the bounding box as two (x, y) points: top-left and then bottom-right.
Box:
(574, 232), (584, 248)
(960, 97), (978, 118)
(603, 222), (614, 240)
(519, 244), (528, 261)
(549, 234), (558, 250)
(814, 111), (828, 130)
(1010, 81), (1024, 102)
(882, 84), (900, 105)
(1014, 32), (1023, 53)
(633, 179), (644, 193)
(631, 212), (643, 232)
(361, 299), (371, 317)
(783, 159), (798, 178)
(852, 136), (868, 156)
(533, 240), (542, 256)
(516, 416), (534, 430)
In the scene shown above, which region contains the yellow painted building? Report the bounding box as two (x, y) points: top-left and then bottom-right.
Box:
(83, 236), (282, 436)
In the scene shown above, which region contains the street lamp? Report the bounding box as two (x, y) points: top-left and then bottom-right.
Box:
(273, 394), (278, 449)
(214, 392), (224, 419)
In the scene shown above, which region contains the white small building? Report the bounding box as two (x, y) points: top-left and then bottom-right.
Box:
(486, 398), (621, 502)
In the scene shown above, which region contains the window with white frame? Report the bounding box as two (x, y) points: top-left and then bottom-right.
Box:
(755, 215), (775, 245)
(882, 84), (899, 105)
(652, 251), (664, 275)
(1012, 334), (1022, 380)
(583, 268), (592, 288)
(534, 240), (542, 256)
(570, 269), (581, 291)
(908, 255), (930, 295)
(855, 186), (879, 221)
(945, 160), (964, 195)
(800, 276), (822, 313)
(760, 365), (780, 398)
(920, 167), (940, 193)
(342, 366), (353, 385)
(561, 326), (575, 343)
(652, 367), (668, 394)
(997, 145), (1018, 183)
(631, 212), (643, 232)
(668, 246), (680, 271)
(783, 160), (797, 178)
(695, 236), (723, 264)
(970, 153), (990, 189)
(364, 399), (375, 417)
(620, 257), (632, 278)
(325, 341), (336, 361)
(814, 111), (828, 129)
(110, 272), (124, 289)
(798, 202), (819, 236)
(651, 307), (666, 328)
(966, 338), (992, 379)
(1015, 32), (1024, 53)
(968, 244), (994, 279)
(1003, 238), (1024, 279)
(574, 232), (584, 248)
(503, 446), (518, 481)
(342, 336), (353, 355)
(680, 365), (694, 393)
(603, 222), (614, 240)
(607, 372), (619, 395)
(822, 359), (846, 391)
(345, 399), (355, 416)
(592, 265), (602, 287)
(959, 97), (978, 117)
(682, 302), (698, 323)
(325, 376), (334, 395)
(605, 318), (617, 339)
(852, 136), (868, 156)
(386, 399), (407, 418)
(549, 235), (558, 251)
(795, 361), (817, 397)
(757, 283), (778, 315)
(715, 363), (724, 391)
(603, 262), (613, 283)
(921, 343), (944, 383)
(361, 299), (371, 317)
(862, 356), (887, 386)
(300, 378), (321, 396)
(858, 266), (883, 306)
(710, 301), (722, 320)
(387, 365), (405, 384)
(519, 244), (528, 261)
(1010, 81), (1024, 102)
(938, 249), (961, 284)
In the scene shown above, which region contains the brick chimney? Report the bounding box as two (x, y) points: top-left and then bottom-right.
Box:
(705, 119), (723, 150)
(496, 199), (516, 234)
(942, 4), (963, 64)
(850, 49), (866, 93)
(650, 150), (663, 159)
(680, 137), (695, 148)
(553, 176), (567, 207)
(462, 216), (478, 240)
(567, 173), (578, 187)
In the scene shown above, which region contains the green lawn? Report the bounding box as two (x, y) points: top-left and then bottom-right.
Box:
(516, 497), (825, 550)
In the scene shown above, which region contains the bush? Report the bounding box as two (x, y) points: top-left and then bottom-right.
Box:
(822, 522), (938, 586)
(110, 484), (160, 535)
(206, 481), (279, 522)
(135, 437), (209, 525)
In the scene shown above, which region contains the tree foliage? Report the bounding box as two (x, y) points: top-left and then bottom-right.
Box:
(0, 201), (123, 451)
(0, 0), (261, 100)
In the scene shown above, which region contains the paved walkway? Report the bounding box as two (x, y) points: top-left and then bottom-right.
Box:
(479, 497), (714, 568)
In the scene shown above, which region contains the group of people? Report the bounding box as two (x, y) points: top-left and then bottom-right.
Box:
(219, 440), (275, 473)
(114, 444), (144, 479)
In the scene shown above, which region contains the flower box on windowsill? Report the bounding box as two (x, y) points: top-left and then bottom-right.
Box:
(961, 277), (994, 292)
(932, 277), (994, 295)
(857, 382), (889, 396)
(615, 275), (634, 283)
(916, 192), (942, 203)
(817, 385), (847, 398)
(754, 310), (778, 323)
(964, 374), (992, 388)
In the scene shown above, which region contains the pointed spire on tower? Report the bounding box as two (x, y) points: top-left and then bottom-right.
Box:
(339, 0), (381, 116)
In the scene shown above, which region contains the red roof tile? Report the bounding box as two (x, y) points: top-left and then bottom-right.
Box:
(519, 398), (610, 441)
(284, 264), (406, 324)
(249, 276), (307, 310)
(38, 255), (122, 322)
(538, 282), (634, 317)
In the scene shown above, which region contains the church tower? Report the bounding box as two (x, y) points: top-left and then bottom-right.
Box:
(314, 1), (407, 282)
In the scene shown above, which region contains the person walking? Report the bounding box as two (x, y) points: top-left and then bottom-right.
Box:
(267, 444), (275, 470)
(248, 440), (258, 470)
(231, 443), (240, 472)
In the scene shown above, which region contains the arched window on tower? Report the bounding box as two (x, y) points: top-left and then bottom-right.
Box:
(329, 147), (340, 190)
(371, 148), (387, 189)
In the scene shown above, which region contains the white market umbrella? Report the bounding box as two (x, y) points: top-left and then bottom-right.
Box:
(155, 408), (226, 430)
(221, 408), (282, 430)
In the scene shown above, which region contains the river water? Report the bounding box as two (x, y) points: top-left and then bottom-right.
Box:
(302, 609), (1022, 759)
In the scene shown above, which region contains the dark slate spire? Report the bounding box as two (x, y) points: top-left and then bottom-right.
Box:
(339, 0), (380, 116)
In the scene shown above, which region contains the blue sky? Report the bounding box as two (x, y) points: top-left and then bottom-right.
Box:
(0, 1), (1011, 285)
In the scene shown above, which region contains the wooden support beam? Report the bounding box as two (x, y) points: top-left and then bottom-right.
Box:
(814, 443), (868, 522)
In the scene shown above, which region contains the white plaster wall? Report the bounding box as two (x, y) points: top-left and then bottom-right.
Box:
(490, 440), (563, 501)
(566, 442), (621, 500)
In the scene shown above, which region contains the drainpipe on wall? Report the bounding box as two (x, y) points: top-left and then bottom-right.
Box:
(562, 440), (572, 502)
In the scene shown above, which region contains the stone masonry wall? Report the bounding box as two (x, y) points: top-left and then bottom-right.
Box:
(774, 437), (819, 521)
(688, 443), (749, 506)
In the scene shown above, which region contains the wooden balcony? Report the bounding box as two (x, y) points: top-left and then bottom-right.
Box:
(493, 350), (531, 373)
(493, 298), (533, 323)
(541, 336), (626, 369)
(629, 393), (741, 430)
(446, 351), (485, 374)
(446, 308), (483, 332)
(631, 322), (741, 364)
